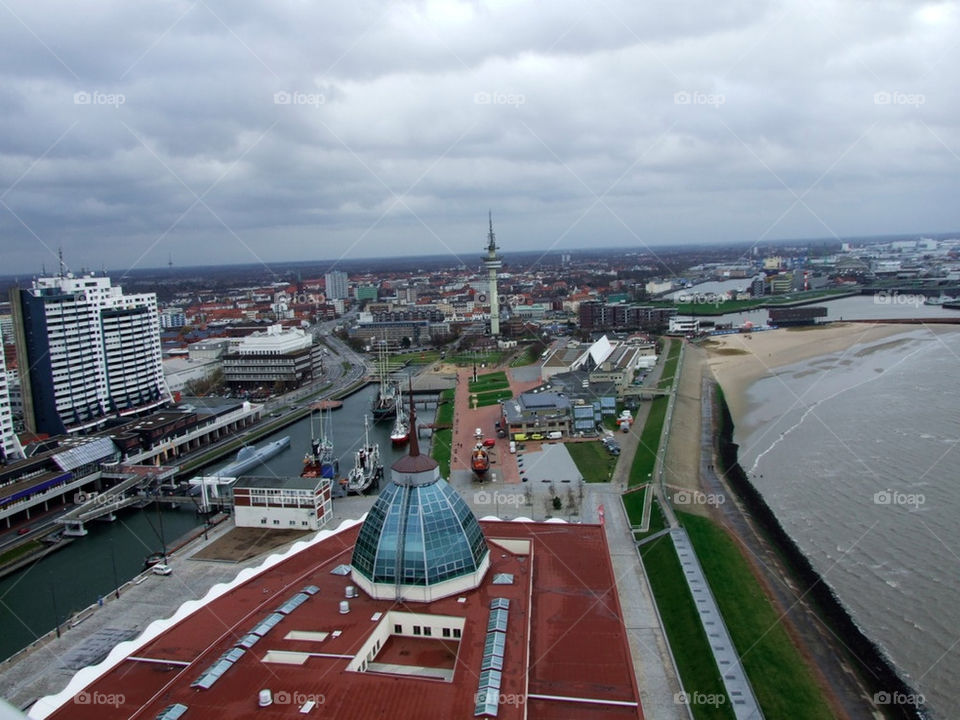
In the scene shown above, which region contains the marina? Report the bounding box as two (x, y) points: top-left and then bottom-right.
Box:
(0, 382), (437, 664)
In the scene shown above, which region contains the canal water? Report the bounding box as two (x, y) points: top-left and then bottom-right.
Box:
(0, 381), (436, 662)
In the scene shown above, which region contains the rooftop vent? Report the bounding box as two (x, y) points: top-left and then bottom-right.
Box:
(339, 600), (350, 615)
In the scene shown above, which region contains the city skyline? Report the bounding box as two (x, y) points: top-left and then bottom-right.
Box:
(0, 1), (957, 275)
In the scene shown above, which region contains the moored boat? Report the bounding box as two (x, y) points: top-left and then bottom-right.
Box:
(390, 385), (410, 446)
(471, 444), (490, 477)
(345, 415), (383, 494)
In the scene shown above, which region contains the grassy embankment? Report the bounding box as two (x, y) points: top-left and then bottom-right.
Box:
(566, 441), (615, 483)
(680, 510), (834, 719)
(430, 388), (455, 477)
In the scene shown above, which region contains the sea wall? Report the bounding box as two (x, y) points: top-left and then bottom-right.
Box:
(713, 387), (929, 720)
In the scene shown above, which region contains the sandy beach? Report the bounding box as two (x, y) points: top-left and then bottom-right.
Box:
(703, 323), (917, 425)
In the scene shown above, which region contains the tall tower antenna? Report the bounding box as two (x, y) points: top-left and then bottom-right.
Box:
(482, 211), (503, 337)
(58, 247), (66, 279)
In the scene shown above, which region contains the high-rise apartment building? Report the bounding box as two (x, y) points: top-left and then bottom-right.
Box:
(10, 273), (170, 436)
(324, 270), (348, 300)
(0, 350), (23, 462)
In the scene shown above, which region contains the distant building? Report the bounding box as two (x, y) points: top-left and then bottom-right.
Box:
(0, 351), (23, 462)
(10, 274), (170, 436)
(325, 270), (349, 300)
(768, 306), (828, 326)
(767, 273), (794, 294)
(159, 307), (186, 328)
(222, 325), (322, 392)
(232, 475), (333, 531)
(578, 301), (675, 332)
(751, 275), (766, 297)
(187, 338), (231, 362)
(668, 317), (701, 335)
(355, 284), (379, 302)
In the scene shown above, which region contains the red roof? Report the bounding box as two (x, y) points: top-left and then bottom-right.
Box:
(41, 522), (642, 720)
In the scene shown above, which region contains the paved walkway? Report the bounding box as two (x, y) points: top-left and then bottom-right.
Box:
(671, 527), (764, 719)
(582, 483), (688, 720)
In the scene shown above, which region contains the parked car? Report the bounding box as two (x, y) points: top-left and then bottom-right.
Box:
(152, 563), (172, 576)
(482, 438), (496, 447)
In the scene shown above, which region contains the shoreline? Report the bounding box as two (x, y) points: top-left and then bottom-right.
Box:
(712, 385), (928, 720)
(703, 322), (919, 438)
(702, 323), (951, 719)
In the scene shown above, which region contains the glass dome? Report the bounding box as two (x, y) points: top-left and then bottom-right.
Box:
(351, 477), (488, 587)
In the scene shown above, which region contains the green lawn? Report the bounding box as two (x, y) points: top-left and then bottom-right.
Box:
(622, 486), (648, 527)
(639, 503), (734, 719)
(468, 371), (509, 393)
(680, 511), (833, 719)
(404, 350), (444, 364)
(566, 441), (616, 483)
(629, 396), (667, 486)
(0, 540), (42, 567)
(472, 388), (513, 407)
(431, 428), (452, 478)
(447, 351), (506, 366)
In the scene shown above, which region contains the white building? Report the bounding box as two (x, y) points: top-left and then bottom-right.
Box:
(0, 351), (23, 462)
(325, 270), (349, 300)
(11, 273), (170, 436)
(668, 317), (701, 335)
(232, 475), (333, 531)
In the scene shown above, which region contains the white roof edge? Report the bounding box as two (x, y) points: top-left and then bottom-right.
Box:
(28, 516), (365, 720)
(477, 515), (568, 524)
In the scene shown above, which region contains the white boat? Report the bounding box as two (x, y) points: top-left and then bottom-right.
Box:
(390, 385), (410, 446)
(345, 415), (383, 494)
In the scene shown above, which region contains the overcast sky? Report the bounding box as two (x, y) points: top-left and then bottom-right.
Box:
(1, 0), (957, 276)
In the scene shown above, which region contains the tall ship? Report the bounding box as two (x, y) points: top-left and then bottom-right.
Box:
(215, 436), (290, 477)
(301, 410), (338, 480)
(345, 415), (383, 494)
(471, 443), (490, 477)
(390, 384), (410, 446)
(371, 342), (398, 421)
